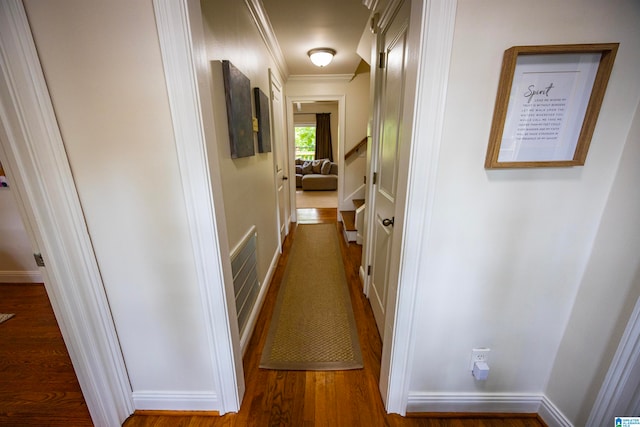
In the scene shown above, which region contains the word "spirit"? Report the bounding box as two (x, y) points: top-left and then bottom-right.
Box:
(524, 83), (554, 104)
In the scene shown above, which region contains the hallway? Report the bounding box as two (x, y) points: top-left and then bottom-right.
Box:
(124, 209), (546, 426)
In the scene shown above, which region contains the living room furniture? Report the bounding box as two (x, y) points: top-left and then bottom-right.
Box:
(295, 158), (338, 191)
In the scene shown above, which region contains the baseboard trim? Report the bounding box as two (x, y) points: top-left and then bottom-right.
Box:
(406, 392), (572, 427)
(239, 245), (279, 355)
(133, 409), (219, 416)
(539, 395), (573, 427)
(343, 183), (366, 208)
(132, 391), (218, 411)
(406, 412), (543, 419)
(0, 270), (43, 283)
(406, 392), (543, 414)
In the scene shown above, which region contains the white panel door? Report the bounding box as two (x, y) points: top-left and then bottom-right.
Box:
(369, 1), (409, 337)
(269, 70), (289, 246)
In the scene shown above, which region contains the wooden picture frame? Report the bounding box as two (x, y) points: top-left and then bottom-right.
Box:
(253, 88), (271, 153)
(222, 60), (255, 158)
(485, 43), (618, 169)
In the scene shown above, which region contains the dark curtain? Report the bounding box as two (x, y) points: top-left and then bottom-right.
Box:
(314, 113), (333, 161)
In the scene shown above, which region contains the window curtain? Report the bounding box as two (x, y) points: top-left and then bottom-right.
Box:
(314, 113), (333, 161)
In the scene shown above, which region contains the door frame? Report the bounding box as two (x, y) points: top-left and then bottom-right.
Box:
(1, 0), (459, 421)
(285, 94), (346, 221)
(363, 0), (457, 413)
(587, 294), (640, 424)
(153, 0), (244, 413)
(269, 69), (290, 249)
(0, 1), (134, 424)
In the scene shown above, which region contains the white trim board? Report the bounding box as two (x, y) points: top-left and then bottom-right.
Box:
(132, 391), (219, 412)
(0, 271), (43, 283)
(406, 392), (543, 413)
(587, 294), (640, 426)
(288, 74), (355, 83)
(539, 395), (574, 427)
(244, 0), (288, 79)
(0, 1), (134, 425)
(153, 0), (244, 414)
(285, 95), (346, 220)
(230, 225), (258, 259)
(381, 0), (457, 414)
(407, 393), (572, 427)
(344, 183), (366, 205)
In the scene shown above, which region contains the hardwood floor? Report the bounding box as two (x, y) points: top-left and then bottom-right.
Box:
(295, 190), (338, 209)
(124, 208), (546, 427)
(0, 283), (92, 426)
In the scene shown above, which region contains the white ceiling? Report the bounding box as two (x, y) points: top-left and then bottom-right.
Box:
(260, 0), (373, 76)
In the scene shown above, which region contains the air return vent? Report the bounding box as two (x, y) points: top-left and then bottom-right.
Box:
(230, 226), (259, 336)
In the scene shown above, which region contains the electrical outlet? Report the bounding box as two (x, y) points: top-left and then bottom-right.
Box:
(469, 348), (490, 370)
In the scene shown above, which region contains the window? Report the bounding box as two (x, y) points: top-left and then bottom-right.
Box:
(294, 125), (316, 160)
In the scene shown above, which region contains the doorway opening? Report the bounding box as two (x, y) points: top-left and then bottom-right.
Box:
(288, 99), (342, 214)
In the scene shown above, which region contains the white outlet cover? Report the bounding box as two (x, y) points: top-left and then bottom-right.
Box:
(470, 348), (490, 370)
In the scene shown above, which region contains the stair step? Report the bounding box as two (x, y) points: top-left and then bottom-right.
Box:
(352, 199), (365, 209)
(340, 210), (356, 231)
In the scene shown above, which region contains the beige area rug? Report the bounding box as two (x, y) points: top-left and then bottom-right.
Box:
(296, 190), (338, 209)
(260, 223), (363, 371)
(0, 313), (15, 324)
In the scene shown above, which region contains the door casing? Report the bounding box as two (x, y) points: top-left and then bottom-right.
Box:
(1, 0), (462, 420)
(362, 0), (458, 414)
(0, 1), (134, 424)
(285, 94), (346, 221)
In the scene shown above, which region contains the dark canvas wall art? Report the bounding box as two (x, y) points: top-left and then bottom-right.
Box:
(254, 88), (271, 153)
(222, 60), (255, 158)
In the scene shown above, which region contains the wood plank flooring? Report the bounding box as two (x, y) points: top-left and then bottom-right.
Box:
(0, 283), (92, 426)
(124, 208), (546, 427)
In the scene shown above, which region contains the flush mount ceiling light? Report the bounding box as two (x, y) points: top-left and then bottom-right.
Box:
(307, 48), (336, 67)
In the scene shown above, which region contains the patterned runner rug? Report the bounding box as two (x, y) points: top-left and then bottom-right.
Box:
(260, 223), (363, 371)
(0, 313), (15, 324)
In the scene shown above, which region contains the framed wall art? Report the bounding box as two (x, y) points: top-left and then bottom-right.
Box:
(222, 60), (255, 158)
(253, 87), (271, 153)
(485, 43), (618, 169)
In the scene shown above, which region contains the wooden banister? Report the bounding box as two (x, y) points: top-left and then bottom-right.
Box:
(345, 137), (368, 160)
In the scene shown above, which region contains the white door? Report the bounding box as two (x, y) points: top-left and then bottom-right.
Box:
(269, 70), (289, 247)
(369, 0), (410, 337)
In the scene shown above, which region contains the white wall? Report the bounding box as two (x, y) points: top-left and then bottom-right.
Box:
(286, 73), (369, 206)
(406, 0), (640, 420)
(200, 1), (281, 283)
(546, 100), (640, 425)
(23, 0), (216, 401)
(0, 187), (40, 282)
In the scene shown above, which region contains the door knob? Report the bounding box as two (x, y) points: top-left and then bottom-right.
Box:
(283, 176), (288, 180)
(382, 217), (394, 227)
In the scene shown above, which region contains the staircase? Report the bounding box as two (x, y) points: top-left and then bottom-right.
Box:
(340, 136), (368, 245)
(340, 198), (365, 244)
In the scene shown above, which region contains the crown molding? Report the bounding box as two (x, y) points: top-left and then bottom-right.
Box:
(362, 0), (378, 11)
(244, 0), (289, 79)
(288, 74), (355, 83)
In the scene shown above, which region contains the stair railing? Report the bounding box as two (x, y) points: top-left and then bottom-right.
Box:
(345, 136), (368, 160)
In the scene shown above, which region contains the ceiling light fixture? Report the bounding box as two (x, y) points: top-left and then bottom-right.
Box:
(308, 48), (336, 67)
